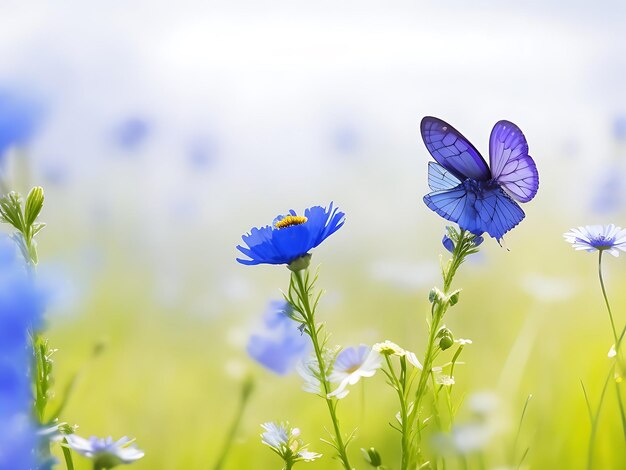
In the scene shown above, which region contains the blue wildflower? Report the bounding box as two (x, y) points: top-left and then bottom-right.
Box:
(0, 236), (42, 469)
(247, 301), (310, 375)
(0, 89), (44, 160)
(236, 203), (345, 267)
(442, 233), (483, 254)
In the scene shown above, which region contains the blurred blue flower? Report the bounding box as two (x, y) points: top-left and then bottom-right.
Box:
(247, 301), (310, 375)
(0, 236), (43, 469)
(112, 117), (150, 151)
(236, 203), (345, 266)
(0, 89), (44, 161)
(187, 136), (218, 169)
(331, 125), (360, 155)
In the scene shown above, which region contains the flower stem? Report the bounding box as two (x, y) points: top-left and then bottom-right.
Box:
(598, 251), (619, 347)
(597, 251), (626, 442)
(293, 269), (353, 470)
(212, 376), (254, 470)
(585, 368), (612, 470)
(407, 229), (474, 468)
(384, 355), (410, 470)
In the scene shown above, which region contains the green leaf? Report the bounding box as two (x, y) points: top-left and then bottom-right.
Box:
(0, 192), (24, 231)
(25, 186), (44, 227)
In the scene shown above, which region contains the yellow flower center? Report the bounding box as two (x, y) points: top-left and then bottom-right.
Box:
(274, 215), (308, 229)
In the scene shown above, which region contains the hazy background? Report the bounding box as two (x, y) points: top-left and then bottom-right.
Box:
(1, 1), (626, 468)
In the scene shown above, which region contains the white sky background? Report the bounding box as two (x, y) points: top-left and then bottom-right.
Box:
(0, 1), (625, 309)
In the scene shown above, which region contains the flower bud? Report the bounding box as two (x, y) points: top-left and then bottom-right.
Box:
(448, 289), (461, 306)
(361, 447), (382, 467)
(439, 335), (454, 350)
(442, 234), (455, 253)
(429, 287), (445, 304)
(437, 327), (454, 350)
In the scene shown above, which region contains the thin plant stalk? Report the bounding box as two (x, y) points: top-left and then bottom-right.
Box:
(213, 377), (254, 470)
(597, 251), (626, 439)
(405, 229), (477, 469)
(293, 269), (353, 470)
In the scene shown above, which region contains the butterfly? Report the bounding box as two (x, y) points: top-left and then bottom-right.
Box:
(421, 116), (539, 242)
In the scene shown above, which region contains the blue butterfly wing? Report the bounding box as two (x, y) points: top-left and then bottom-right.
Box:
(423, 185), (483, 236)
(421, 116), (491, 181)
(474, 186), (525, 240)
(424, 184), (525, 240)
(489, 120), (539, 203)
(428, 162), (462, 191)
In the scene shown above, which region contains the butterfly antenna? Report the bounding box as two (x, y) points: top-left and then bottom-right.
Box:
(498, 237), (511, 252)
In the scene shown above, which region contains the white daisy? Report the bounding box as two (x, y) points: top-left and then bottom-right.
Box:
(373, 340), (422, 369)
(328, 345), (382, 398)
(64, 435), (144, 468)
(564, 224), (626, 257)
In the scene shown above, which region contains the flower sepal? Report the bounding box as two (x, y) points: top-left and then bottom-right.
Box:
(288, 254), (312, 272)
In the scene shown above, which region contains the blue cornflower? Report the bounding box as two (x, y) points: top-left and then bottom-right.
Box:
(236, 203), (345, 267)
(247, 301), (310, 375)
(564, 224), (626, 257)
(0, 89), (44, 160)
(0, 236), (42, 469)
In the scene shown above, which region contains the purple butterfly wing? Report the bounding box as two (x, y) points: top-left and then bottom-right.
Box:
(489, 120), (539, 203)
(421, 116), (491, 181)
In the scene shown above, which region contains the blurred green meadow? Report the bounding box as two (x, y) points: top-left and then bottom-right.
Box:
(34, 194), (625, 469)
(1, 1), (626, 468)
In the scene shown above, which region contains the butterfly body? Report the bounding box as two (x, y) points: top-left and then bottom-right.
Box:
(421, 116), (538, 241)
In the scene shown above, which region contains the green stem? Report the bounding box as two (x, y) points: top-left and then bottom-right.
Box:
(587, 367), (612, 470)
(598, 251), (619, 347)
(597, 251), (626, 440)
(61, 438), (75, 470)
(407, 229), (472, 468)
(213, 378), (254, 470)
(293, 270), (353, 470)
(384, 355), (410, 470)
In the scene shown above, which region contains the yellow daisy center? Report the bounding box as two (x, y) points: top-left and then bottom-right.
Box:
(275, 215), (308, 229)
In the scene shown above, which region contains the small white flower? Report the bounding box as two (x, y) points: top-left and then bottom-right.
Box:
(433, 423), (492, 456)
(405, 351), (423, 369)
(436, 375), (455, 386)
(452, 423), (491, 454)
(564, 224), (626, 257)
(298, 450), (323, 461)
(297, 355), (324, 396)
(468, 391), (500, 417)
(456, 338), (473, 346)
(65, 435), (144, 467)
(328, 345), (382, 398)
(609, 344), (617, 358)
(261, 422), (290, 449)
(373, 340), (405, 356)
(260, 422), (321, 463)
(373, 340), (422, 369)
